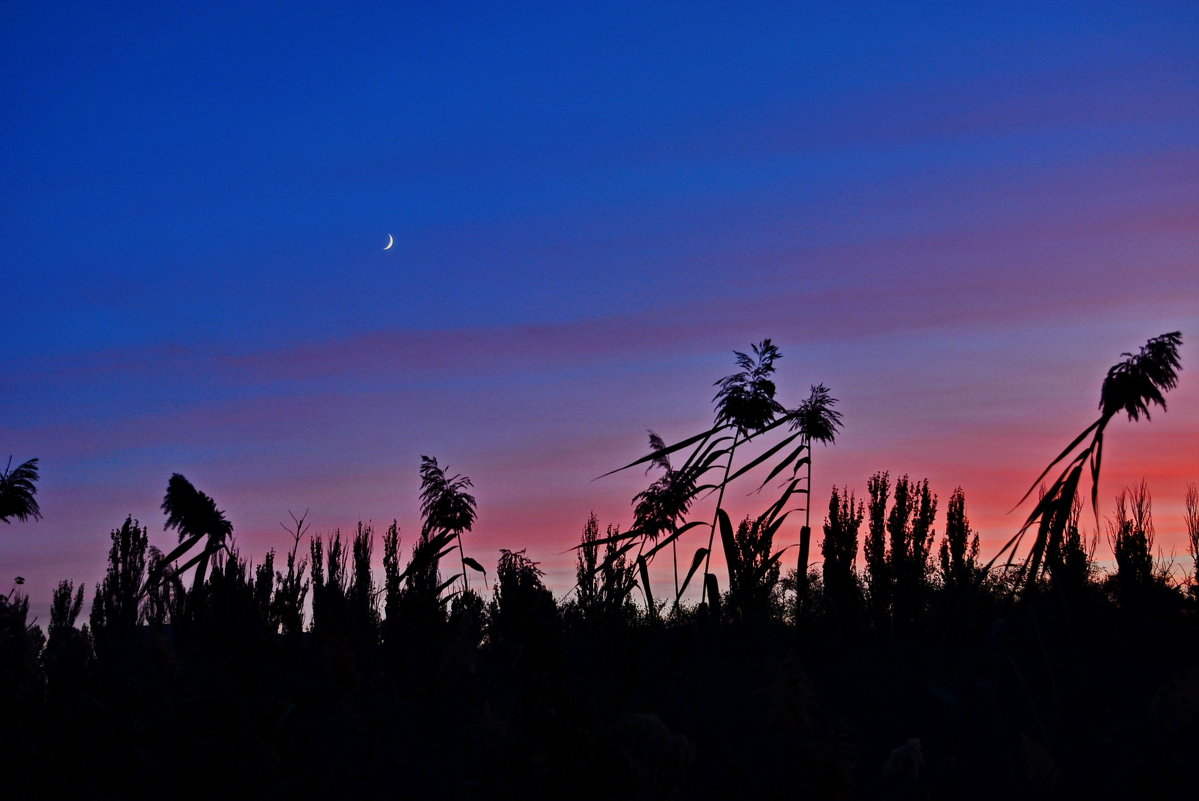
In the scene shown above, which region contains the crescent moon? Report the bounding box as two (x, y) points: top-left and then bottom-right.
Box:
(384, 233), (394, 250)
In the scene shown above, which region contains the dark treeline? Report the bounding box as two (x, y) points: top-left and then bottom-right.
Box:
(2, 333), (1196, 800)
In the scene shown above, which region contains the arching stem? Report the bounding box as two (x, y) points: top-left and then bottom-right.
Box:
(701, 428), (742, 606)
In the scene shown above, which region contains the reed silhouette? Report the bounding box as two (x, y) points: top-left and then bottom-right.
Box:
(155, 473), (233, 613)
(0, 456), (41, 524)
(996, 332), (1183, 592)
(790, 384), (842, 605)
(418, 455), (481, 594)
(598, 340), (836, 615)
(632, 432), (697, 610)
(700, 340), (785, 604)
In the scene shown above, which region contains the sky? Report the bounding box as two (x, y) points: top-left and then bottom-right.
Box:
(2, 1), (1197, 621)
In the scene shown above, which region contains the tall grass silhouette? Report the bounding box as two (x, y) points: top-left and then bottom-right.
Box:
(631, 432), (697, 609)
(789, 384), (842, 604)
(153, 474), (233, 611)
(994, 332), (1182, 593)
(418, 455), (481, 595)
(598, 340), (837, 611)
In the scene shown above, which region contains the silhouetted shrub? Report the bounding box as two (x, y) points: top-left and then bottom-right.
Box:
(144, 544), (186, 625)
(394, 527), (450, 642)
(489, 549), (559, 649)
(348, 522), (380, 645)
(862, 473), (939, 626)
(822, 485), (865, 620)
(864, 471), (891, 623)
(1105, 481), (1172, 611)
(0, 589), (44, 712)
(1046, 496), (1096, 602)
(90, 516), (148, 657)
(888, 476), (937, 626)
(272, 510), (311, 636)
(574, 512), (636, 625)
(43, 580), (91, 694)
(724, 514), (783, 620)
(195, 550), (278, 663)
(449, 587), (486, 649)
(310, 528), (380, 677)
(938, 487), (979, 591)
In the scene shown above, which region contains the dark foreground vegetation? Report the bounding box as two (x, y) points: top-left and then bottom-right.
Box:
(2, 333), (1196, 800)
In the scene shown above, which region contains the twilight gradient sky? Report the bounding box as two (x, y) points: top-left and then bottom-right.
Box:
(3, 1), (1197, 620)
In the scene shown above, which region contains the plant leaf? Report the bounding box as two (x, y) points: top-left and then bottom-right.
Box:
(676, 547), (709, 601)
(758, 445), (809, 490)
(644, 520), (708, 561)
(155, 532), (206, 569)
(724, 431), (803, 486)
(597, 425), (723, 479)
(704, 573), (721, 617)
(167, 539), (227, 580)
(1089, 429), (1104, 525)
(1012, 418), (1102, 511)
(594, 539), (640, 577)
(762, 478), (805, 527)
(572, 526), (641, 550)
(637, 554), (654, 612)
(678, 434), (734, 477)
(717, 508), (737, 591)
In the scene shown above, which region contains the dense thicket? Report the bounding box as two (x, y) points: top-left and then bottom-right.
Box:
(2, 475), (1197, 801)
